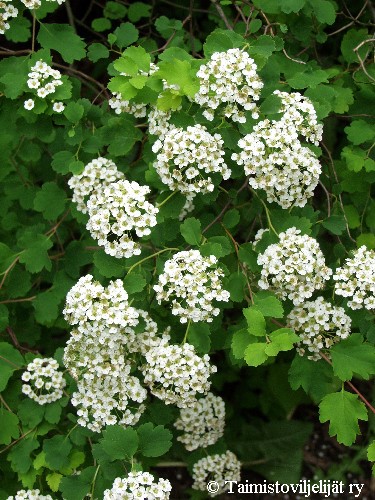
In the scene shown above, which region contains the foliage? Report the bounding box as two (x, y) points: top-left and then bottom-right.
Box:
(0, 0), (375, 498)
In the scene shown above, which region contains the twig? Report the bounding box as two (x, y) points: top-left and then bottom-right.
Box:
(318, 180), (332, 218)
(210, 0), (233, 30)
(354, 38), (375, 83)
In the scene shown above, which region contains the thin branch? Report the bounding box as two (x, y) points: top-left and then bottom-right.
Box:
(210, 0), (233, 30)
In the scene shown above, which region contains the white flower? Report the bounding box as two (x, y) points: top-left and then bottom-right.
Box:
(68, 157), (124, 213)
(86, 179), (159, 258)
(7, 490), (53, 500)
(21, 358), (66, 405)
(25, 60), (63, 99)
(141, 342), (216, 407)
(152, 124), (231, 198)
(333, 246), (375, 310)
(194, 48), (263, 123)
(24, 99), (35, 110)
(154, 250), (230, 323)
(103, 472), (172, 499)
(192, 451), (241, 497)
(52, 101), (65, 113)
(257, 227), (332, 305)
(288, 297), (351, 361)
(174, 392), (225, 450)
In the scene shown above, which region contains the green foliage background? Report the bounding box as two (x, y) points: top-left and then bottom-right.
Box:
(0, 0), (375, 497)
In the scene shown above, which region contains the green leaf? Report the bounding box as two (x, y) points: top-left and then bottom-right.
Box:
(222, 209), (240, 229)
(94, 251), (126, 278)
(43, 435), (72, 470)
(188, 323), (211, 354)
(18, 232), (52, 273)
(46, 472), (63, 492)
(99, 425), (138, 461)
(0, 409), (19, 445)
(92, 17), (111, 32)
(231, 328), (250, 359)
(243, 307), (266, 337)
(319, 390), (368, 446)
(248, 35), (276, 58)
(128, 2), (152, 22)
(8, 437), (39, 474)
(288, 355), (335, 402)
(137, 423), (173, 457)
(157, 59), (200, 96)
(60, 467), (96, 500)
(63, 102), (85, 123)
(18, 399), (45, 428)
(51, 150), (75, 174)
(330, 334), (375, 381)
(244, 342), (268, 367)
(155, 16), (183, 38)
(367, 441), (375, 461)
(180, 217), (202, 245)
(121, 46), (151, 73)
(357, 233), (375, 249)
(341, 29), (370, 64)
(280, 0), (305, 14)
(0, 56), (29, 99)
(341, 146), (366, 172)
(226, 273), (246, 302)
(345, 119), (375, 145)
(44, 401), (63, 424)
(88, 43), (110, 62)
(0, 342), (24, 391)
(37, 24), (86, 63)
(156, 91), (182, 111)
(253, 292), (284, 318)
(104, 1), (127, 19)
(33, 182), (66, 221)
(113, 22), (139, 48)
(343, 205), (360, 229)
(264, 328), (299, 356)
(0, 304), (9, 331)
(123, 272), (147, 293)
(287, 68), (331, 89)
(309, 0), (336, 25)
(322, 215), (346, 235)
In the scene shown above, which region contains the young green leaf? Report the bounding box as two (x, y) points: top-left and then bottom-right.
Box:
(243, 307), (266, 337)
(330, 334), (375, 381)
(180, 217), (202, 246)
(244, 342), (268, 366)
(319, 390), (368, 446)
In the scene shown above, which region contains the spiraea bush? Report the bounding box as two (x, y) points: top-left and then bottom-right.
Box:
(1, 1), (375, 498)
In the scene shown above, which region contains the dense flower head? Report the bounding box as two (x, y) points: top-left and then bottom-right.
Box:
(63, 274), (139, 329)
(0, 1), (18, 35)
(174, 392), (225, 451)
(274, 90), (323, 145)
(25, 60), (63, 104)
(148, 107), (173, 139)
(86, 179), (158, 258)
(333, 246), (375, 310)
(103, 472), (172, 500)
(68, 157), (124, 213)
(288, 297), (351, 361)
(232, 118), (321, 209)
(154, 250), (230, 323)
(194, 48), (263, 123)
(257, 227), (332, 305)
(192, 451), (241, 497)
(152, 124), (230, 197)
(21, 358), (66, 405)
(71, 366), (147, 432)
(7, 490), (53, 500)
(141, 342), (216, 407)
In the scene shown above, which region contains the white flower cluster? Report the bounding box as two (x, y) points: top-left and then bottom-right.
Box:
(86, 179), (158, 258)
(63, 275), (150, 431)
(257, 227), (332, 305)
(68, 157), (124, 213)
(194, 48), (263, 123)
(174, 392), (225, 451)
(21, 0), (65, 9)
(192, 451), (241, 497)
(148, 107), (173, 139)
(63, 274), (138, 329)
(103, 472), (172, 500)
(141, 342), (216, 407)
(7, 490), (53, 500)
(71, 365), (147, 432)
(152, 124), (230, 197)
(288, 297), (351, 361)
(0, 1), (18, 35)
(154, 250), (230, 323)
(232, 117), (321, 209)
(21, 358), (66, 405)
(274, 90), (323, 145)
(24, 60), (64, 112)
(333, 246), (375, 310)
